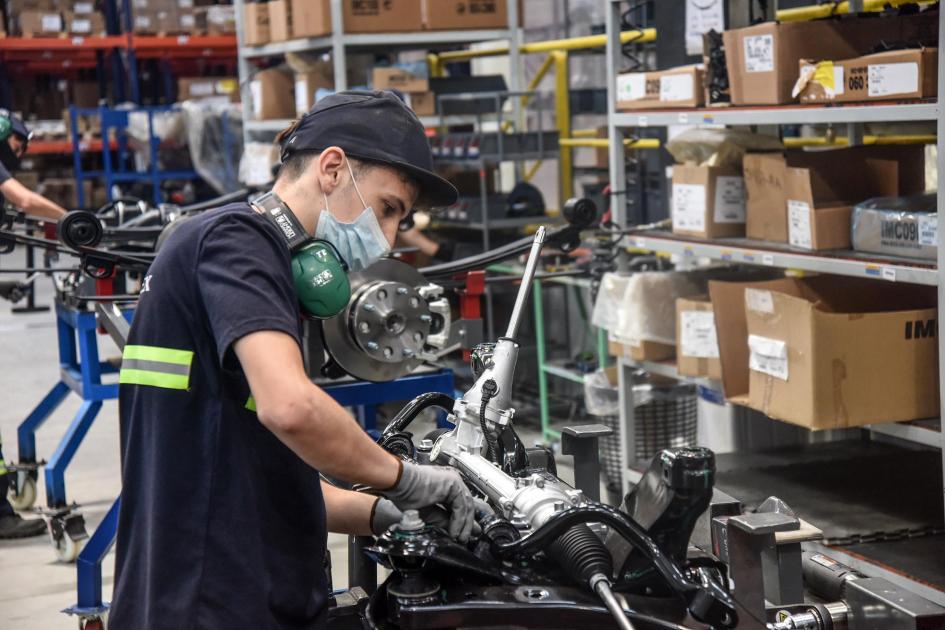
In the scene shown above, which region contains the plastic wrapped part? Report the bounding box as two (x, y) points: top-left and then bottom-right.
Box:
(591, 272), (630, 333)
(584, 369), (619, 417)
(181, 100), (244, 194)
(239, 142), (279, 189)
(851, 193), (937, 261)
(665, 128), (783, 169)
(611, 270), (710, 346)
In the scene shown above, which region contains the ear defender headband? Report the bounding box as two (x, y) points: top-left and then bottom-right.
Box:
(251, 191), (351, 319)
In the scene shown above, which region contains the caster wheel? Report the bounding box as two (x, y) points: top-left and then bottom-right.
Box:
(80, 617), (105, 630)
(55, 532), (82, 563)
(8, 474), (37, 511)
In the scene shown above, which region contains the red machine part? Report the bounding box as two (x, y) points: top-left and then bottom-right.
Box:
(456, 270), (485, 362)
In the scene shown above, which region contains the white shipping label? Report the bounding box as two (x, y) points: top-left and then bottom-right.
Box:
(135, 16), (151, 28)
(617, 73), (647, 102)
(659, 74), (694, 102)
(179, 0), (194, 7)
(189, 81), (214, 97)
(868, 62), (919, 97)
(74, 1), (93, 12)
(713, 176), (745, 223)
(919, 215), (938, 246)
(685, 0), (724, 56)
(181, 14), (195, 27)
(748, 334), (789, 381)
(745, 288), (774, 314)
(72, 18), (91, 32)
(680, 310), (720, 359)
(833, 65), (845, 95)
(788, 199), (813, 249)
(42, 14), (62, 31)
(673, 183), (707, 232)
(743, 34), (774, 73)
(295, 80), (309, 115)
(250, 80), (262, 117)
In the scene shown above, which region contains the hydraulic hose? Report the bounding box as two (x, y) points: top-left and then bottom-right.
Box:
(493, 504), (738, 629)
(381, 392), (455, 440)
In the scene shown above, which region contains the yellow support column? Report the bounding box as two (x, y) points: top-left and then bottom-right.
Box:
(553, 50), (573, 202)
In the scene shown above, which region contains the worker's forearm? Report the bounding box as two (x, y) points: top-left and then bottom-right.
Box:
(267, 385), (400, 489)
(322, 481), (376, 535)
(24, 192), (67, 221)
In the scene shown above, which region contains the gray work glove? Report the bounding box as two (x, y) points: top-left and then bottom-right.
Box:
(371, 496), (490, 537)
(381, 461), (475, 542)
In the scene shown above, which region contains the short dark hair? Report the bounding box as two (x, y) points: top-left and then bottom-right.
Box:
(275, 150), (375, 183)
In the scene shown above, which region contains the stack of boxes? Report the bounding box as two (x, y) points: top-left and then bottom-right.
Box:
(128, 0), (235, 36)
(242, 0), (516, 47)
(10, 0), (106, 36)
(372, 67), (434, 116)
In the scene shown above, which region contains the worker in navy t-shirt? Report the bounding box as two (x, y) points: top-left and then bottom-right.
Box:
(109, 91), (473, 629)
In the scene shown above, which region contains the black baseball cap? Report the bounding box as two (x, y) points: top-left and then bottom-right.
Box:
(279, 90), (457, 209)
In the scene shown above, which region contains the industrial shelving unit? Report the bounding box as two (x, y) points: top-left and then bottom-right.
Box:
(605, 0), (945, 604)
(233, 0), (522, 147)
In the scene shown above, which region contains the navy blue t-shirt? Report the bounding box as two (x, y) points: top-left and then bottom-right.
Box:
(110, 203), (328, 629)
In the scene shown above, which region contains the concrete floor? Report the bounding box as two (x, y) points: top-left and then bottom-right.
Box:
(0, 250), (571, 628)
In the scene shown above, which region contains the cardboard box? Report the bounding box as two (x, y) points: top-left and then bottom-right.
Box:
(70, 81), (100, 107)
(178, 76), (239, 102)
(796, 48), (938, 104)
(372, 67), (429, 92)
(423, 0), (509, 30)
(343, 0), (422, 33)
(64, 10), (105, 35)
(671, 164), (745, 239)
(616, 65), (705, 111)
(723, 14), (939, 105)
(608, 338), (676, 363)
(195, 4), (235, 34)
(19, 10), (63, 35)
(250, 68), (295, 120)
(743, 145), (925, 246)
(290, 0), (330, 38)
(242, 2), (269, 46)
(294, 67), (334, 116)
(676, 296), (722, 381)
(407, 91), (435, 116)
(132, 8), (185, 34)
(9, 0), (56, 11)
(268, 0), (289, 41)
(743, 276), (938, 429)
(70, 0), (96, 14)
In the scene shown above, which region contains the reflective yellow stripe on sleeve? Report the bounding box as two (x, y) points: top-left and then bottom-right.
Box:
(245, 396), (257, 412)
(119, 344), (194, 391)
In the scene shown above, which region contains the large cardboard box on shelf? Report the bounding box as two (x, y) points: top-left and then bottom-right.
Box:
(68, 0), (96, 14)
(267, 0), (289, 41)
(178, 76), (239, 102)
(743, 145), (925, 247)
(64, 10), (105, 35)
(250, 67), (295, 120)
(795, 48), (938, 104)
(422, 0), (510, 30)
(743, 276), (939, 430)
(616, 65), (704, 111)
(290, 0), (330, 38)
(676, 296), (722, 381)
(132, 8), (185, 34)
(722, 13), (939, 105)
(294, 66), (334, 116)
(18, 10), (63, 36)
(9, 0), (57, 11)
(372, 67), (428, 92)
(342, 0), (422, 33)
(671, 164), (745, 239)
(242, 2), (270, 46)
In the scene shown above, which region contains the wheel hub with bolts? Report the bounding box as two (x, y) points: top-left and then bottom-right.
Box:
(349, 281), (431, 364)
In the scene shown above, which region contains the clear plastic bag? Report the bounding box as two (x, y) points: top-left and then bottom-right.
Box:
(181, 100), (244, 193)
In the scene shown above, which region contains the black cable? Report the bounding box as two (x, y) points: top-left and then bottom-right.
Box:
(381, 392), (455, 439)
(478, 379), (499, 462)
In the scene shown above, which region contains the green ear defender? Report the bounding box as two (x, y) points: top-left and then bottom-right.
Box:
(251, 191), (351, 319)
(291, 240), (351, 319)
(0, 113), (11, 142)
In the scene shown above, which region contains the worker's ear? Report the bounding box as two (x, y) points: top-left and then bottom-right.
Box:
(316, 147), (347, 197)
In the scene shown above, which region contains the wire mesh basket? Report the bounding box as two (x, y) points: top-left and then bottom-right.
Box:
(584, 369), (698, 491)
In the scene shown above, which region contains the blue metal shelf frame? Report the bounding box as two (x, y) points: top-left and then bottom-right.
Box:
(67, 367), (457, 619)
(70, 104), (201, 207)
(16, 303), (133, 508)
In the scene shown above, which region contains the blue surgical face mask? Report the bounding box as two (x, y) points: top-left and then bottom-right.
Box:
(315, 159), (391, 271)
